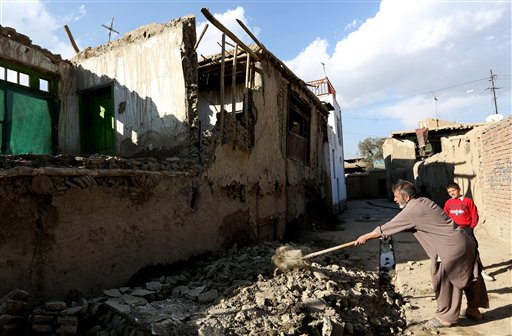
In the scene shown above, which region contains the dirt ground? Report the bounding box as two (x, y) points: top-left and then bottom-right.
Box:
(305, 198), (512, 336)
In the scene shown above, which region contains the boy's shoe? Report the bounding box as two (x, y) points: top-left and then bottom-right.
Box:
(481, 271), (495, 281)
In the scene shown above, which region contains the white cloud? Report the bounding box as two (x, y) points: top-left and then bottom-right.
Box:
(65, 5), (87, 23)
(375, 91), (491, 129)
(285, 0), (510, 157)
(196, 7), (261, 58)
(1, 0), (85, 59)
(286, 0), (511, 131)
(344, 19), (359, 32)
(285, 38), (330, 81)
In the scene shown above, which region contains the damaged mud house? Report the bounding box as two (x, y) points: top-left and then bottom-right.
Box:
(0, 11), (349, 302)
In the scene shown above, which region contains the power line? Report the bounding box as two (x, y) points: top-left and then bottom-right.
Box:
(343, 75), (490, 113)
(343, 116), (400, 120)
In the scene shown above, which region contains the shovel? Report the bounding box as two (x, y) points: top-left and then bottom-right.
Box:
(272, 240), (357, 271)
(300, 240), (357, 260)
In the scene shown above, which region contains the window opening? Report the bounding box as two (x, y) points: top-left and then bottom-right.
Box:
(19, 73), (29, 87)
(287, 91), (311, 163)
(7, 69), (17, 83)
(39, 78), (49, 92)
(0, 60), (56, 94)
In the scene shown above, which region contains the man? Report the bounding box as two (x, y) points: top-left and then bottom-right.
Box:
(444, 182), (495, 282)
(356, 180), (488, 328)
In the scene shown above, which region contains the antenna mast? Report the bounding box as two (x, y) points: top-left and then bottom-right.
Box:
(102, 17), (119, 42)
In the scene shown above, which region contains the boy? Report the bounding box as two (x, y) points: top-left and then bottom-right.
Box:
(444, 182), (494, 282)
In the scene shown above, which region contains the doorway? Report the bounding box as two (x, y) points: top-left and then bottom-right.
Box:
(80, 86), (114, 154)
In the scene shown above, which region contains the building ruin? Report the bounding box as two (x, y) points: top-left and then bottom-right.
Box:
(0, 14), (336, 300)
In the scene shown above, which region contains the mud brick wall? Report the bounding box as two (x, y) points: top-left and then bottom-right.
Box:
(0, 163), (287, 300)
(478, 117), (512, 240)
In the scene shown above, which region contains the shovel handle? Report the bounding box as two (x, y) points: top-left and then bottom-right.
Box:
(301, 240), (357, 260)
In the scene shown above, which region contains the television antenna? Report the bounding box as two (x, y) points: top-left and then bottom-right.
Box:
(321, 62), (327, 78)
(102, 17), (119, 42)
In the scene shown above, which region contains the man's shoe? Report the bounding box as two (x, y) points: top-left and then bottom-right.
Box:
(481, 271), (495, 282)
(424, 317), (453, 329)
(464, 308), (483, 321)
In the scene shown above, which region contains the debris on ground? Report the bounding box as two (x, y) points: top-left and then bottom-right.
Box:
(1, 242), (407, 335)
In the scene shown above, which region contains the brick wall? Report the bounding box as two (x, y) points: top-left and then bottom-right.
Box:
(478, 117), (512, 240)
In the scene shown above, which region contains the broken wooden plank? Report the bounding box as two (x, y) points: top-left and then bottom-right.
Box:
(236, 19), (265, 52)
(245, 53), (250, 89)
(201, 8), (260, 61)
(244, 51), (251, 128)
(63, 25), (80, 53)
(220, 34), (226, 140)
(194, 23), (209, 51)
(231, 44), (238, 115)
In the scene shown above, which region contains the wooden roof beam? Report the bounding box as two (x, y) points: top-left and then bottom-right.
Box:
(200, 8), (260, 61)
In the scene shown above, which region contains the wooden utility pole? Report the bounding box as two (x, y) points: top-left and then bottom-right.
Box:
(489, 69), (500, 115)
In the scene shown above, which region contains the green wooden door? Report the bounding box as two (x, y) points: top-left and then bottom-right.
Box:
(81, 88), (114, 154)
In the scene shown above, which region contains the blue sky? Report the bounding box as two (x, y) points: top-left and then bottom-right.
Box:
(1, 0), (511, 158)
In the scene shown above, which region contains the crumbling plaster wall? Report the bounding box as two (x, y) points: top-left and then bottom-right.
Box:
(413, 134), (479, 205)
(0, 26), (65, 73)
(0, 169), (260, 299)
(199, 55), (325, 243)
(382, 138), (416, 198)
(204, 56), (326, 241)
(65, 16), (197, 157)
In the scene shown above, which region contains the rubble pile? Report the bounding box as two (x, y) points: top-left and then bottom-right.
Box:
(0, 128), (216, 175)
(0, 154), (202, 173)
(2, 242), (406, 335)
(0, 289), (31, 335)
(194, 263), (406, 335)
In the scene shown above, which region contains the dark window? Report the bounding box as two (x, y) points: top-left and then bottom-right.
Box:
(287, 92), (311, 163)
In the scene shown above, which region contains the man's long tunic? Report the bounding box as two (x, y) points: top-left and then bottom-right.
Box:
(373, 197), (476, 289)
